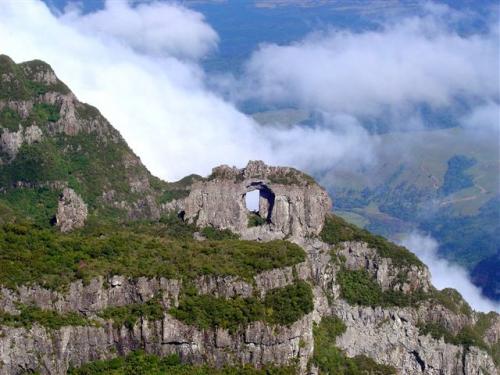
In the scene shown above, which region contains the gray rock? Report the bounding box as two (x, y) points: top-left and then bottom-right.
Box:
(179, 160), (332, 240)
(55, 188), (88, 232)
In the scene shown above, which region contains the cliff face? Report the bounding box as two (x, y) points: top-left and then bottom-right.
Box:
(0, 234), (498, 374)
(0, 56), (499, 375)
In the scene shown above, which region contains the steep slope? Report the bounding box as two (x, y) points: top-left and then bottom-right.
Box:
(0, 56), (498, 375)
(0, 55), (187, 229)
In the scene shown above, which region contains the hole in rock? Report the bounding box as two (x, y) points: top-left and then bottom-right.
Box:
(244, 185), (276, 226)
(245, 190), (260, 212)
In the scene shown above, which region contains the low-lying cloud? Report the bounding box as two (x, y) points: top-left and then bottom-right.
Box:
(238, 4), (499, 126)
(60, 0), (219, 60)
(401, 232), (500, 312)
(0, 0), (375, 180)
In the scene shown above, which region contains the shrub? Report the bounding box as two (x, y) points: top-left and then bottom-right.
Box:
(336, 268), (426, 308)
(98, 298), (164, 328)
(0, 223), (305, 290)
(170, 281), (314, 332)
(264, 280), (314, 326)
(68, 351), (296, 375)
(201, 226), (239, 240)
(0, 107), (21, 131)
(0, 304), (90, 329)
(248, 212), (266, 227)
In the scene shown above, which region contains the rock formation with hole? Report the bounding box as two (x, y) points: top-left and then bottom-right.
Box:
(178, 160), (332, 240)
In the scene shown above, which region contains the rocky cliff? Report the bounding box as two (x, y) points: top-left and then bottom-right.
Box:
(0, 56), (499, 375)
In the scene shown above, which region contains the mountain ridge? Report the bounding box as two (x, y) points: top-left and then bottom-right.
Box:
(0, 55), (498, 374)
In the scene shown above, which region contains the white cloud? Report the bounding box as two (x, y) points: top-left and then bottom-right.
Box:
(461, 102), (500, 134)
(401, 232), (500, 313)
(239, 6), (499, 122)
(0, 0), (373, 180)
(60, 0), (219, 60)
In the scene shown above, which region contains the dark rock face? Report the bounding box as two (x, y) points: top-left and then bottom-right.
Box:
(177, 161), (332, 240)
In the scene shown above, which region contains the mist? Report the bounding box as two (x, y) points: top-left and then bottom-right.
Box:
(401, 232), (500, 313)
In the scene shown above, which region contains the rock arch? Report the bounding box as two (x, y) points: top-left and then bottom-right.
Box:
(179, 161), (332, 240)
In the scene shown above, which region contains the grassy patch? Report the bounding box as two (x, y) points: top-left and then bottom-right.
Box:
(312, 316), (396, 374)
(417, 317), (499, 365)
(0, 222), (305, 290)
(0, 107), (22, 132)
(417, 322), (488, 351)
(98, 298), (164, 329)
(201, 226), (239, 240)
(337, 268), (426, 308)
(320, 214), (423, 268)
(0, 187), (59, 227)
(170, 293), (264, 333)
(0, 304), (89, 329)
(68, 351), (296, 375)
(30, 103), (60, 124)
(429, 288), (472, 316)
(170, 281), (313, 332)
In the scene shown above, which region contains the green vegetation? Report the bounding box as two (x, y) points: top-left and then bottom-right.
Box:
(336, 268), (425, 308)
(0, 55), (69, 100)
(68, 351), (296, 375)
(417, 322), (487, 350)
(267, 169), (316, 186)
(0, 304), (89, 330)
(98, 298), (164, 329)
(170, 293), (263, 333)
(0, 222), (305, 290)
(0, 188), (59, 227)
(200, 226), (239, 240)
(439, 155), (476, 196)
(312, 316), (396, 374)
(30, 103), (60, 124)
(429, 288), (472, 316)
(171, 281), (313, 332)
(320, 214), (423, 267)
(0, 140), (69, 186)
(0, 107), (21, 131)
(264, 281), (314, 325)
(248, 212), (267, 227)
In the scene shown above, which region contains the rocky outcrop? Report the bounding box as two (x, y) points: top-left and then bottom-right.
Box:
(55, 188), (88, 232)
(0, 125), (42, 161)
(177, 161), (332, 240)
(338, 241), (432, 293)
(333, 301), (497, 375)
(0, 314), (314, 375)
